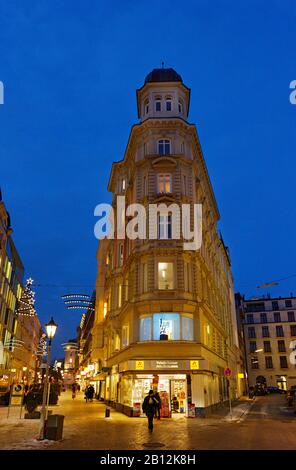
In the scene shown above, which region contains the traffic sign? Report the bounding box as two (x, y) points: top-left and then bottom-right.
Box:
(224, 367), (232, 377)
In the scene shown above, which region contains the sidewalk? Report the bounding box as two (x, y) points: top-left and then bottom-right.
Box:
(0, 392), (255, 450)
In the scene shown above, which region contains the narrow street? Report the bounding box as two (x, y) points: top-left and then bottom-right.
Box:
(0, 392), (295, 450)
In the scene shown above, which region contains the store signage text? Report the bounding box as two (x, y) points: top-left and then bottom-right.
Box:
(155, 360), (179, 369)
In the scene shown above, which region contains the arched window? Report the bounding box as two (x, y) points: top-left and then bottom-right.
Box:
(144, 99), (149, 115)
(158, 139), (171, 155)
(178, 99), (184, 114)
(166, 97), (172, 111)
(155, 97), (162, 112)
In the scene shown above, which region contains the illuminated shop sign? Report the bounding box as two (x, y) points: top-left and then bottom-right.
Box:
(129, 359), (202, 371)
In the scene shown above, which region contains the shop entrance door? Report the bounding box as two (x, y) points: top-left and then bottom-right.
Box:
(170, 379), (187, 417)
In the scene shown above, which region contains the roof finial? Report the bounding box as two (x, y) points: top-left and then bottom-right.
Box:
(161, 61), (164, 69)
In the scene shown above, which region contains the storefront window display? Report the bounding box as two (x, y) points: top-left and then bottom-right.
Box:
(120, 373), (187, 418)
(139, 313), (194, 341)
(121, 375), (134, 406)
(110, 373), (119, 401)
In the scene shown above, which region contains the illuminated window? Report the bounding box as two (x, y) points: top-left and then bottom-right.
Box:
(140, 316), (152, 341)
(122, 325), (129, 348)
(153, 313), (180, 340)
(157, 173), (172, 193)
(158, 262), (174, 290)
(158, 214), (172, 239)
(118, 284), (122, 308)
(122, 179), (126, 191)
(103, 302), (108, 318)
(158, 140), (171, 155)
(182, 316), (194, 340)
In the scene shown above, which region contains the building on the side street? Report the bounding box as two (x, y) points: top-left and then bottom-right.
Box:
(12, 312), (42, 384)
(0, 190), (42, 388)
(236, 293), (296, 391)
(91, 68), (243, 417)
(235, 294), (248, 395)
(62, 338), (79, 388)
(76, 292), (96, 391)
(0, 190), (24, 387)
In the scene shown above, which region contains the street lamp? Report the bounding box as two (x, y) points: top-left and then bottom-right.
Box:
(38, 317), (58, 440)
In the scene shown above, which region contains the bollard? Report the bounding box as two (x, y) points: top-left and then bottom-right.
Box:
(105, 407), (110, 418)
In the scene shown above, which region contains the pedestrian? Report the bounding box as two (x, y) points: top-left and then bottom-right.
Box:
(142, 390), (158, 432)
(154, 391), (161, 419)
(72, 383), (77, 400)
(88, 384), (95, 401)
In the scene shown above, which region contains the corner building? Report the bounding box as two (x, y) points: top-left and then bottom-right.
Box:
(92, 68), (242, 417)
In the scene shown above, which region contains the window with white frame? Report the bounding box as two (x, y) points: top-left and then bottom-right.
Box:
(158, 139), (171, 155)
(158, 213), (172, 239)
(144, 99), (149, 115)
(122, 325), (129, 348)
(157, 173), (172, 193)
(155, 98), (161, 111)
(166, 98), (172, 111)
(158, 262), (174, 290)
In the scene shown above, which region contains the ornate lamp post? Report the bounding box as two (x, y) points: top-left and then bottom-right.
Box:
(38, 317), (58, 440)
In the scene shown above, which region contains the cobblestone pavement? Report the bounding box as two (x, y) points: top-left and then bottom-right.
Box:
(0, 392), (295, 450)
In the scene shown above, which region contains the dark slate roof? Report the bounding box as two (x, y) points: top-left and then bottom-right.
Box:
(145, 68), (182, 83)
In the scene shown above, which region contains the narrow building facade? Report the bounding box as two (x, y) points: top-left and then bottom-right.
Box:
(92, 68), (242, 417)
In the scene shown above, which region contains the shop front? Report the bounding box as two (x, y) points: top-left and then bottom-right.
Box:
(117, 358), (200, 418)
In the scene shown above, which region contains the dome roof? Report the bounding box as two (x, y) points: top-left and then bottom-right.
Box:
(145, 68), (183, 84)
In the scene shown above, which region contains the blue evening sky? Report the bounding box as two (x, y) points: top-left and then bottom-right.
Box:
(0, 1), (295, 357)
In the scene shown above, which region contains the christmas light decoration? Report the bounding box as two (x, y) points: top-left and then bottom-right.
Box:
(17, 278), (37, 316)
(61, 292), (94, 313)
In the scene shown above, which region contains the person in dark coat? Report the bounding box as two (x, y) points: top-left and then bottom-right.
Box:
(88, 384), (95, 401)
(142, 390), (158, 432)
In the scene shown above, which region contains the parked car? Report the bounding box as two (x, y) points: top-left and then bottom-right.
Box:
(266, 386), (285, 394)
(286, 389), (296, 407)
(255, 384), (267, 396)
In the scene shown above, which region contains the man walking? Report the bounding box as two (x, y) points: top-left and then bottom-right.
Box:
(142, 390), (158, 432)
